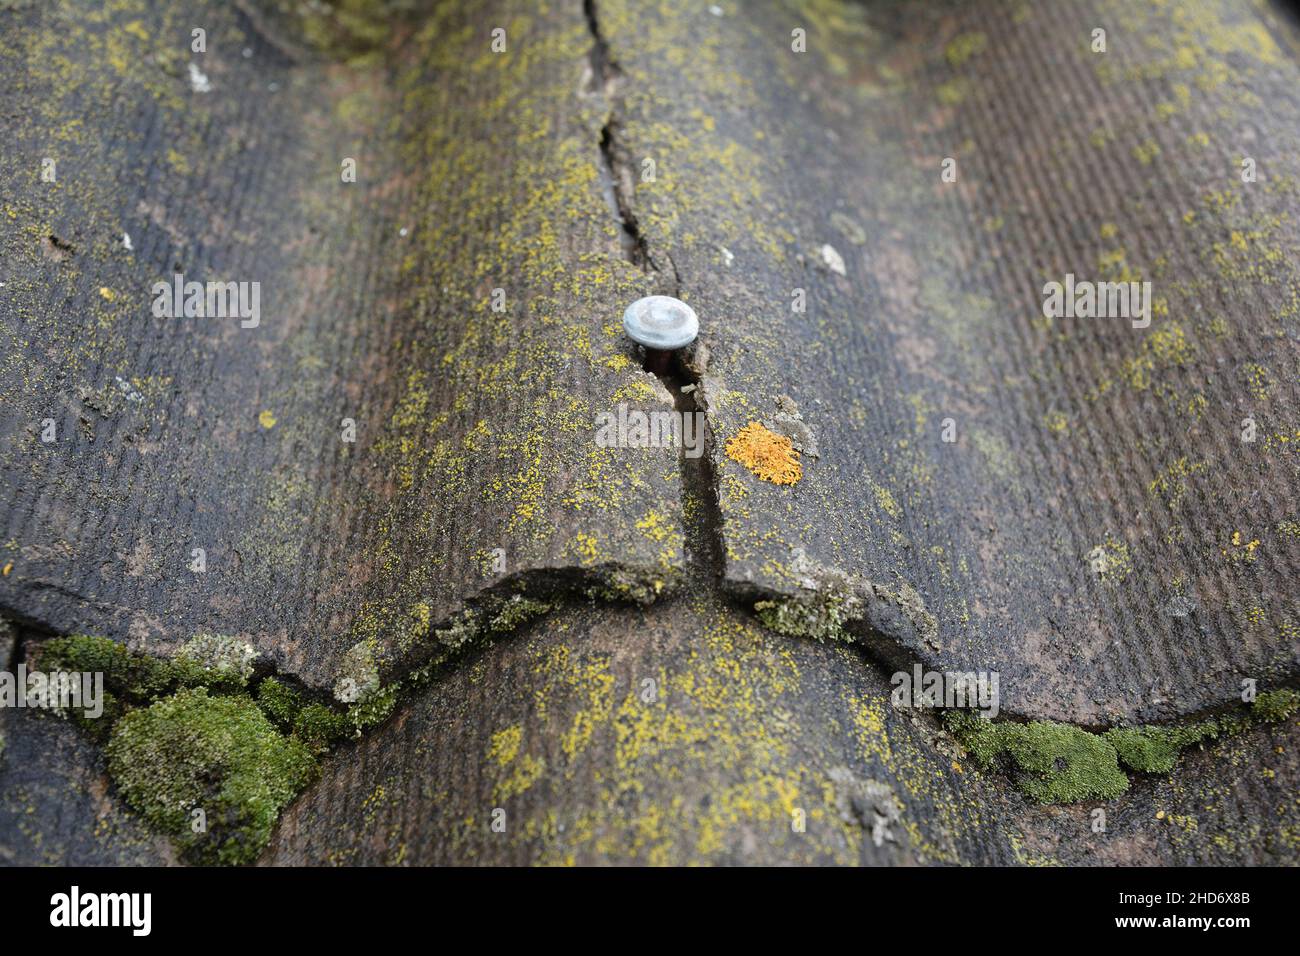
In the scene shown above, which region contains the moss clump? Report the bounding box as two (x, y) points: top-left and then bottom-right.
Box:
(488, 596), (554, 633)
(951, 687), (1299, 799)
(1102, 723), (1232, 775)
(256, 677), (304, 730)
(106, 688), (317, 865)
(754, 592), (854, 643)
(36, 633), (259, 741)
(1253, 688), (1300, 723)
(294, 703), (353, 754)
(1104, 721), (1220, 773)
(38, 634), (186, 700)
(947, 712), (1129, 803)
(37, 633), (250, 702)
(998, 721), (1129, 803)
(1103, 690), (1296, 774)
(259, 677), (357, 753)
(33, 635), (366, 857)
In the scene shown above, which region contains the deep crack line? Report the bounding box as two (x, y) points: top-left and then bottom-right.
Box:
(598, 118), (654, 269)
(584, 0), (717, 578)
(660, 354), (727, 585)
(585, 0), (676, 285)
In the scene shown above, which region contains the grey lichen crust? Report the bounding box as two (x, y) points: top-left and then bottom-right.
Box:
(752, 563), (938, 650)
(332, 640), (381, 704)
(177, 634), (259, 683)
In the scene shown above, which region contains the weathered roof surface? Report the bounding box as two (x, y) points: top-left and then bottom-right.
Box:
(597, 0), (1300, 723)
(0, 0), (685, 694)
(1, 0), (1298, 867)
(2, 605), (1295, 867)
(0, 635), (174, 865)
(266, 596), (1300, 866)
(0, 711), (177, 865)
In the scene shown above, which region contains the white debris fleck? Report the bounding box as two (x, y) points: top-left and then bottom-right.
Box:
(122, 232), (133, 251)
(187, 62), (211, 93)
(709, 4), (724, 15)
(242, 47), (253, 59)
(114, 376), (144, 403)
(719, 246), (734, 266)
(820, 243), (846, 276)
(399, 227), (409, 237)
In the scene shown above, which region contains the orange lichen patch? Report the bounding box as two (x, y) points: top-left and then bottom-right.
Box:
(725, 422), (802, 486)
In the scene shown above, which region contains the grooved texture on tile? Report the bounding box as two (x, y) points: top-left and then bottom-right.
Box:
(599, 0), (1300, 722)
(0, 0), (685, 691)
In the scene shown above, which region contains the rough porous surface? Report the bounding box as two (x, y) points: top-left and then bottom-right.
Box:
(595, 0), (1300, 724)
(0, 0), (684, 696)
(266, 598), (1300, 865)
(1, 0), (1298, 865)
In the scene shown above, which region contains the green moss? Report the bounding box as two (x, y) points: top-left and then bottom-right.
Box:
(35, 638), (351, 860)
(1105, 721), (1221, 773)
(1103, 690), (1296, 774)
(36, 633), (250, 704)
(293, 703), (352, 754)
(754, 592), (854, 643)
(945, 710), (1002, 764)
(256, 677), (304, 730)
(1253, 688), (1300, 722)
(106, 688), (317, 865)
(72, 690), (125, 743)
(38, 634), (180, 701)
(946, 712), (1129, 803)
(262, 679), (358, 755)
(999, 721), (1129, 802)
(952, 686), (1300, 799)
(488, 596), (554, 633)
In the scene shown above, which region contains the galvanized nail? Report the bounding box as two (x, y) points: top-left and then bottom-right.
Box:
(622, 295), (698, 375)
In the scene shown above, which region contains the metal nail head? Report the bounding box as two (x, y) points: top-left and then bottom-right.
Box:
(623, 295), (698, 375)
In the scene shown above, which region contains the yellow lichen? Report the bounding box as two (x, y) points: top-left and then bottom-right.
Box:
(725, 422), (802, 486)
(488, 725), (523, 767)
